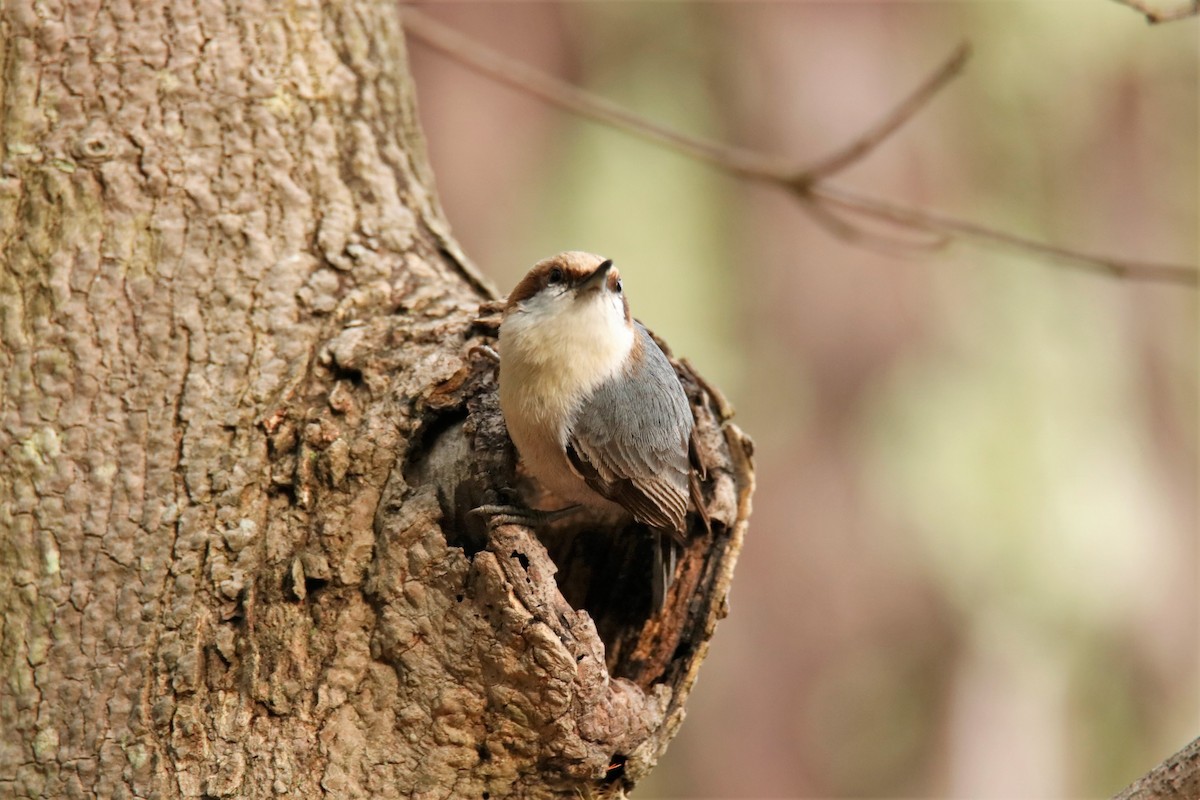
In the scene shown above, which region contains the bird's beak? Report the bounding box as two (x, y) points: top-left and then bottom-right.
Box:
(579, 259), (614, 293)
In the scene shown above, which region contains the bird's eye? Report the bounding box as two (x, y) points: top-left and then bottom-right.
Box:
(614, 279), (623, 294)
(547, 267), (564, 284)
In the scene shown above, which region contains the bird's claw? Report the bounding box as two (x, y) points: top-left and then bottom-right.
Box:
(470, 503), (582, 532)
(468, 344), (500, 365)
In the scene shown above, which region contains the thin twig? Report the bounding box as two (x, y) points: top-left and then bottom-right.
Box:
(812, 185), (1197, 285)
(401, 7), (1199, 288)
(797, 193), (950, 255)
(399, 7), (789, 181)
(797, 42), (972, 186)
(1111, 0), (1200, 23)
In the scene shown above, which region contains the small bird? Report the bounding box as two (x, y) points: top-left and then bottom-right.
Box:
(494, 251), (695, 608)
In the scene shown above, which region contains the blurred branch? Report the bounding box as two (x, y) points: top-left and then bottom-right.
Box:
(1113, 735), (1200, 799)
(401, 7), (1199, 288)
(1111, 0), (1200, 23)
(811, 184), (1197, 283)
(795, 193), (951, 256)
(400, 6), (788, 180)
(797, 42), (971, 185)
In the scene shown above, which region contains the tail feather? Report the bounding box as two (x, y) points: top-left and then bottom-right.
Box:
(651, 531), (680, 612)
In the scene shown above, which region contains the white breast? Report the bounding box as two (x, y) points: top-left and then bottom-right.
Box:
(498, 289), (633, 506)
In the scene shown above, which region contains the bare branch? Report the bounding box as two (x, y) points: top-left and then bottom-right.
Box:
(399, 6), (788, 181)
(798, 42), (972, 185)
(797, 193), (951, 255)
(401, 7), (1199, 288)
(1111, 0), (1200, 24)
(812, 184), (1200, 286)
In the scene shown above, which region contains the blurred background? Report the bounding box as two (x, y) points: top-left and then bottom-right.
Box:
(406, 3), (1198, 797)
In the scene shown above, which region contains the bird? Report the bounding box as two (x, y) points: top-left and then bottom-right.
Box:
(490, 251), (697, 609)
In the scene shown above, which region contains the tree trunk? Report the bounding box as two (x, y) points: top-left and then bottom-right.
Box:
(0, 2), (752, 798)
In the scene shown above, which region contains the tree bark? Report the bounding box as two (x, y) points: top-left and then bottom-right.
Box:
(0, 2), (751, 798)
(1114, 737), (1200, 800)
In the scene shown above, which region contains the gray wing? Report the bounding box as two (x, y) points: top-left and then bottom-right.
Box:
(566, 324), (692, 535)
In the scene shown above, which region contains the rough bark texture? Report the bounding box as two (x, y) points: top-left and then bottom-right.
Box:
(0, 2), (752, 798)
(1114, 737), (1200, 800)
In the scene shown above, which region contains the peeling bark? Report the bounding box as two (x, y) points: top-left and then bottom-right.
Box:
(0, 2), (751, 798)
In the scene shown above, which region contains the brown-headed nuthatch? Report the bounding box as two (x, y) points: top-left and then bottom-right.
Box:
(493, 251), (695, 608)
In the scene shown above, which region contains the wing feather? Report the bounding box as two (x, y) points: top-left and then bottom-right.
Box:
(566, 325), (692, 535)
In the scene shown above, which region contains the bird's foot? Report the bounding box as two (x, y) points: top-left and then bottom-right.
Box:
(470, 503), (581, 532)
(468, 344), (500, 365)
